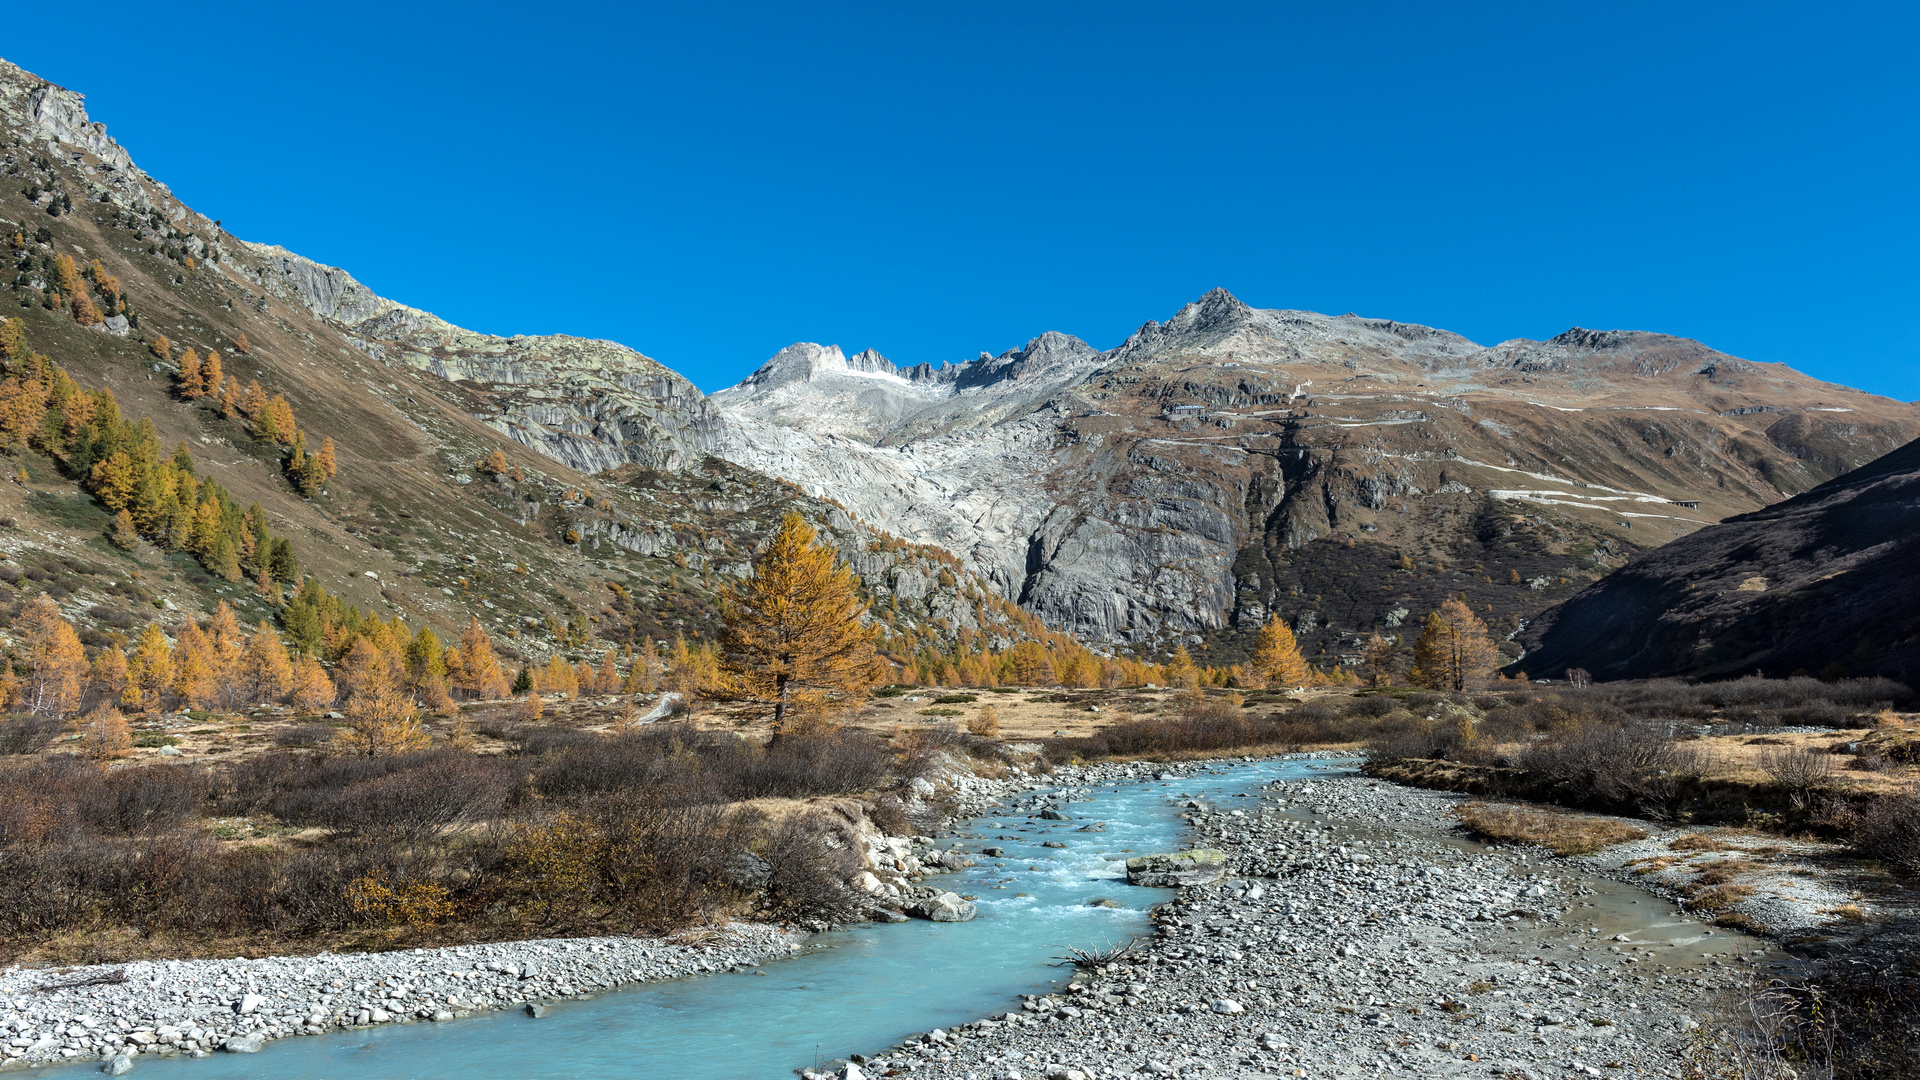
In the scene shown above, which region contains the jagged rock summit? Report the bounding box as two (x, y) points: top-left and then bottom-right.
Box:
(701, 289), (1920, 654)
(10, 49), (1916, 662)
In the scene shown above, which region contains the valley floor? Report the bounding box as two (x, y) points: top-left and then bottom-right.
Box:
(848, 773), (1813, 1080)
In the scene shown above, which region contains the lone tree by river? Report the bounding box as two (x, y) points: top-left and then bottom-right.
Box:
(720, 512), (878, 735)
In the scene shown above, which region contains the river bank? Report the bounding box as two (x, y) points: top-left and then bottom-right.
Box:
(0, 749), (1260, 1072)
(851, 771), (1793, 1080)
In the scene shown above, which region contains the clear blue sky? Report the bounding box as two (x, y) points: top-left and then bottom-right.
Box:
(8, 2), (1918, 399)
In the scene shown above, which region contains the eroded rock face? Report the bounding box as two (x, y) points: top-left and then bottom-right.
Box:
(244, 245), (727, 474)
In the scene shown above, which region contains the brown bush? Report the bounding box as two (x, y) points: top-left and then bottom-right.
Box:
(753, 810), (860, 923)
(1759, 746), (1836, 792)
(1515, 722), (1706, 819)
(1841, 793), (1920, 876)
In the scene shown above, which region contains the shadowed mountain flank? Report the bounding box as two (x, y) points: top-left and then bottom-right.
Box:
(1517, 438), (1920, 683)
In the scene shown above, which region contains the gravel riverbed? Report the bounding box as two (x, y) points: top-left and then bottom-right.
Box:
(849, 766), (1787, 1080)
(0, 923), (804, 1070)
(0, 754), (1799, 1078)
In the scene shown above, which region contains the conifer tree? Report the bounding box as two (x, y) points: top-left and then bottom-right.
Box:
(289, 654), (336, 713)
(15, 596), (85, 718)
(148, 334), (172, 361)
(126, 623), (174, 711)
(404, 626), (446, 689)
(239, 621), (295, 704)
(315, 436), (337, 480)
(90, 643), (130, 709)
(719, 512), (878, 733)
(337, 679), (429, 757)
(176, 349), (204, 399)
(1163, 645), (1199, 690)
(451, 618), (509, 699)
(69, 293), (102, 326)
(232, 332), (250, 354)
(169, 620), (218, 709)
(1249, 617), (1310, 688)
(79, 705), (132, 759)
(1360, 634), (1396, 688)
(106, 508), (138, 549)
(239, 380), (268, 421)
(1409, 597), (1499, 691)
(202, 350), (223, 399)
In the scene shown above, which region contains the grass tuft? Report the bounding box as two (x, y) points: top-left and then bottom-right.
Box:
(1454, 801), (1647, 856)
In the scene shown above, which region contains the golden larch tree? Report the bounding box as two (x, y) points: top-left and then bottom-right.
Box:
(15, 596), (86, 718)
(451, 617), (510, 699)
(1249, 617), (1310, 688)
(126, 623), (174, 711)
(177, 350), (204, 399)
(337, 680), (429, 757)
(169, 620), (219, 710)
(719, 512), (878, 733)
(1162, 645), (1199, 690)
(1360, 634), (1396, 688)
(90, 644), (131, 709)
(289, 653), (336, 714)
(239, 621), (295, 704)
(1409, 597), (1500, 692)
(202, 351), (223, 398)
(79, 705), (132, 759)
(238, 380), (268, 421)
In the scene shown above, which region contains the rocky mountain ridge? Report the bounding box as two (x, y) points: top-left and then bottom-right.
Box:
(0, 58), (1033, 661)
(12, 56), (1915, 668)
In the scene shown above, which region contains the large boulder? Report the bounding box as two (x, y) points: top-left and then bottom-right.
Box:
(906, 891), (977, 922)
(1125, 849), (1227, 887)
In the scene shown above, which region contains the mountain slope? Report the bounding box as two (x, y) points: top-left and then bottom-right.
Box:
(0, 59), (1024, 663)
(1516, 436), (1920, 683)
(10, 56), (1915, 673)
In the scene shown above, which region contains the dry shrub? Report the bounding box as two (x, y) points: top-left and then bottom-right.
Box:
(286, 753), (517, 840)
(1516, 721), (1706, 818)
(273, 724), (334, 748)
(1833, 793), (1920, 876)
(1454, 801), (1647, 856)
(0, 714), (63, 755)
(753, 810), (860, 922)
(1687, 884), (1756, 912)
(1759, 746), (1836, 792)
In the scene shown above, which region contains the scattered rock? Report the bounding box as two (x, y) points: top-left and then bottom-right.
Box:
(1125, 849), (1227, 887)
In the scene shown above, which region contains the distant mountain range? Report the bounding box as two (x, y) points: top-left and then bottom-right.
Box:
(6, 56), (1916, 667)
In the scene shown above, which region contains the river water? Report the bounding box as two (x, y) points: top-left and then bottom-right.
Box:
(108, 757), (1351, 1079)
